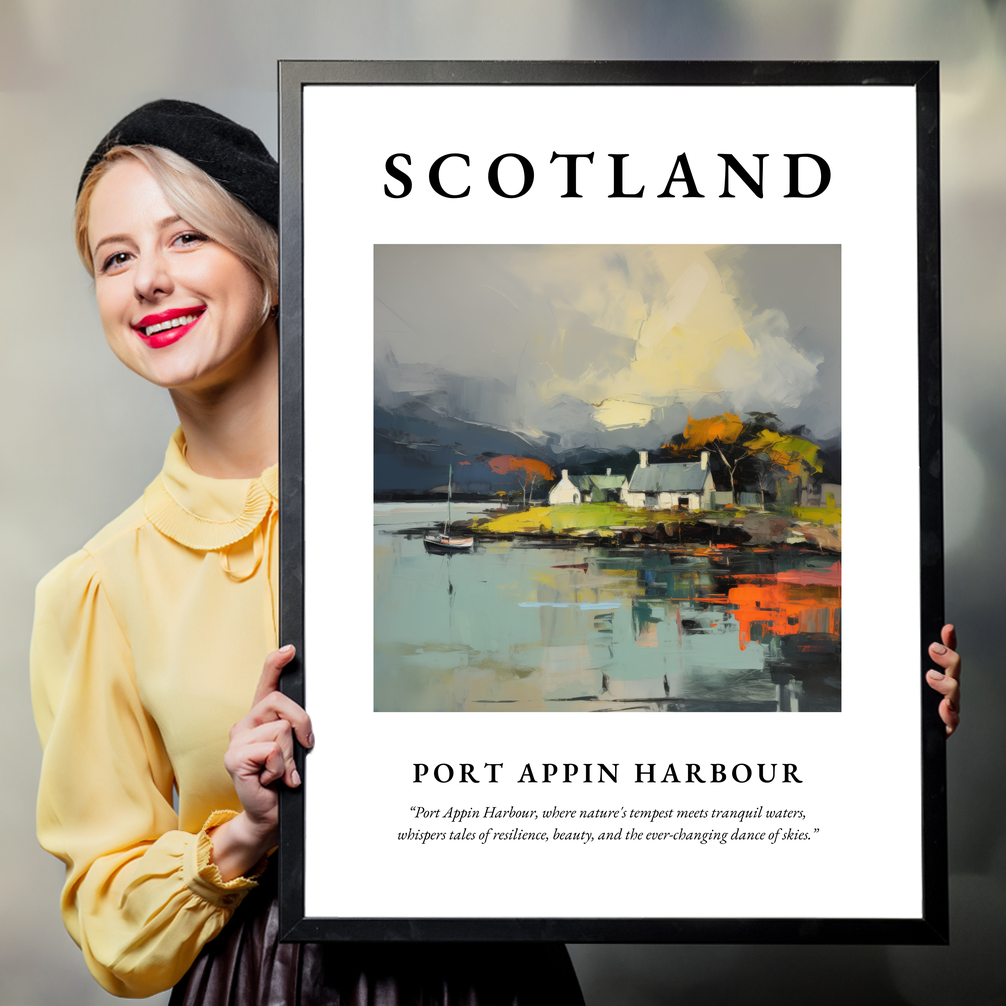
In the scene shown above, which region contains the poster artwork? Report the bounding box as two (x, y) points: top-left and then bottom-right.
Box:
(288, 64), (942, 941)
(374, 243), (841, 714)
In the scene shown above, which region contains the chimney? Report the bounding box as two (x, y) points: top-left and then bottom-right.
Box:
(639, 451), (649, 468)
(700, 450), (708, 470)
(606, 468), (611, 476)
(562, 469), (568, 479)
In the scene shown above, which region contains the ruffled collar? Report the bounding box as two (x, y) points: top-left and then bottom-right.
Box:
(143, 428), (278, 551)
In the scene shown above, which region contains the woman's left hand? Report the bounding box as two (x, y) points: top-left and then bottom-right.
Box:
(926, 624), (961, 737)
(209, 645), (313, 881)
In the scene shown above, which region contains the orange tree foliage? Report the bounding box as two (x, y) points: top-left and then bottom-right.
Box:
(677, 413), (747, 450)
(485, 455), (554, 481)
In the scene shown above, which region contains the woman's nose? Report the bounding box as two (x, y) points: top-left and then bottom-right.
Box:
(133, 249), (173, 302)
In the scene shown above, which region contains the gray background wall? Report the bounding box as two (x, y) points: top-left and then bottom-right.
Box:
(1, 2), (1002, 1003)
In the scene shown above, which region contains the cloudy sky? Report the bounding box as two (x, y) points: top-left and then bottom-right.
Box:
(375, 243), (840, 461)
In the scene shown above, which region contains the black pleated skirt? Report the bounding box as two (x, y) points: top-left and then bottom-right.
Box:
(169, 869), (585, 1006)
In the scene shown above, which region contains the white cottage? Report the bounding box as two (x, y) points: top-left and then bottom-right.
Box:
(622, 450), (715, 510)
(548, 470), (582, 505)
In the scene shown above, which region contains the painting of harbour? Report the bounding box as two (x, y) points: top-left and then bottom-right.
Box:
(375, 245), (841, 712)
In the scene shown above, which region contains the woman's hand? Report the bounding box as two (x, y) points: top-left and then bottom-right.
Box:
(926, 624), (961, 738)
(209, 645), (314, 881)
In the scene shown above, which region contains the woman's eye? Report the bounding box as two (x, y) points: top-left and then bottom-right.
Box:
(173, 231), (207, 248)
(101, 251), (131, 273)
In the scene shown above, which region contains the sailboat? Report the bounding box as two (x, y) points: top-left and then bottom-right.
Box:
(424, 464), (474, 552)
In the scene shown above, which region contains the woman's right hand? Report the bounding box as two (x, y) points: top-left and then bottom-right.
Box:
(926, 624), (961, 737)
(209, 645), (314, 881)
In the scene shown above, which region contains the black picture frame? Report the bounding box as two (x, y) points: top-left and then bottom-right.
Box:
(277, 60), (945, 944)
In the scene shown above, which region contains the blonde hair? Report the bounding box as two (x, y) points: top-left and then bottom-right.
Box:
(75, 145), (278, 323)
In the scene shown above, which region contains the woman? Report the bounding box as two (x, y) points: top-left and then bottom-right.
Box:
(31, 100), (585, 1003)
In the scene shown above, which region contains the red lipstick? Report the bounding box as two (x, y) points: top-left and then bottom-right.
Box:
(132, 306), (205, 349)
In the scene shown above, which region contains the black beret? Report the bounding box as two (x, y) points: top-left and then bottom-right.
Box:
(78, 99), (278, 228)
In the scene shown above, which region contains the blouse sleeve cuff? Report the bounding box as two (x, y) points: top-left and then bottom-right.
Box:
(182, 810), (269, 909)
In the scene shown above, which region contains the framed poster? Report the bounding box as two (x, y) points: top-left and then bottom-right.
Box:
(277, 61), (946, 943)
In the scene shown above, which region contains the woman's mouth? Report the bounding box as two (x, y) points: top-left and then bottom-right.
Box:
(133, 307), (206, 348)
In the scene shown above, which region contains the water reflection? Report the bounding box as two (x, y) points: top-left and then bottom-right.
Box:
(373, 504), (840, 712)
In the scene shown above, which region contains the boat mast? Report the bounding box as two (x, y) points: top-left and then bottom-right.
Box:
(445, 463), (453, 534)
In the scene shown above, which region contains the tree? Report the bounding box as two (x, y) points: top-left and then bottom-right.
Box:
(745, 429), (824, 506)
(666, 412), (824, 506)
(524, 472), (544, 507)
(484, 455), (554, 508)
(670, 412), (751, 504)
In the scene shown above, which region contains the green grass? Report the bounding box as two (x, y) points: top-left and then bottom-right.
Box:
(791, 505), (842, 526)
(479, 502), (694, 535)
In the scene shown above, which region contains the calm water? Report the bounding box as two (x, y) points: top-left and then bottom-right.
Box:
(374, 503), (841, 713)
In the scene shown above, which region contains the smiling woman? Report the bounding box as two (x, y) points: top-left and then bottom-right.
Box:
(30, 100), (584, 1004)
(85, 159), (271, 395)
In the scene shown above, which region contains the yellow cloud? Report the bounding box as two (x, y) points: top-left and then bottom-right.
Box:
(593, 399), (654, 429)
(504, 246), (819, 430)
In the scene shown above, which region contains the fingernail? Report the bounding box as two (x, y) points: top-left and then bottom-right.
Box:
(306, 732), (315, 748)
(931, 643), (947, 654)
(928, 670), (944, 680)
(292, 768), (301, 787)
(280, 644), (295, 654)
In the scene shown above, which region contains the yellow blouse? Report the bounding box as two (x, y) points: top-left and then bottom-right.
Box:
(31, 428), (279, 998)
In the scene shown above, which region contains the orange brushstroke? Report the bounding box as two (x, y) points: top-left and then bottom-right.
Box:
(485, 455), (554, 480)
(727, 575), (841, 650)
(676, 412), (746, 449)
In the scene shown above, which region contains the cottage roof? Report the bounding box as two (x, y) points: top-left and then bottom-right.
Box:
(587, 474), (627, 490)
(570, 474), (626, 491)
(628, 462), (709, 493)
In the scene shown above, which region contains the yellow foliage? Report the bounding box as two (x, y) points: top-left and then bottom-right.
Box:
(747, 431), (823, 477)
